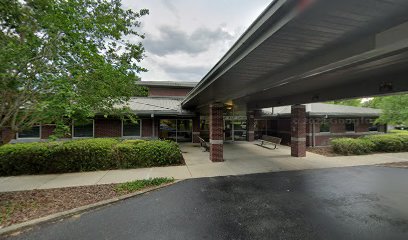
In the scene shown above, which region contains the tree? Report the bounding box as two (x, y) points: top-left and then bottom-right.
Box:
(0, 0), (148, 136)
(369, 94), (408, 126)
(326, 98), (362, 107)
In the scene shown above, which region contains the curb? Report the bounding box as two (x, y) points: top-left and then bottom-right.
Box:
(0, 180), (182, 237)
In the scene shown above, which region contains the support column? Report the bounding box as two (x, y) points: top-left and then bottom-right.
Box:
(291, 104), (306, 157)
(192, 116), (200, 143)
(209, 103), (224, 162)
(247, 111), (255, 142)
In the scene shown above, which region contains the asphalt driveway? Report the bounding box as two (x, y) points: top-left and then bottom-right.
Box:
(5, 166), (408, 240)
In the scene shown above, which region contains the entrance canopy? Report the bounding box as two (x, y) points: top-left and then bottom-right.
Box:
(182, 0), (408, 110)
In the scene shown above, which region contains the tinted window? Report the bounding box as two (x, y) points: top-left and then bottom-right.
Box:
(123, 120), (141, 136)
(73, 121), (94, 137)
(320, 120), (330, 133)
(345, 119), (355, 132)
(18, 126), (40, 138)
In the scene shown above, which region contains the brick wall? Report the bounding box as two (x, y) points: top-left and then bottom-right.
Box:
(94, 119), (122, 138)
(142, 119), (153, 137)
(1, 127), (15, 144)
(149, 87), (192, 97)
(41, 125), (56, 139)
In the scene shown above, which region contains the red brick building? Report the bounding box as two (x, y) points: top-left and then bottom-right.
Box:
(1, 81), (385, 147)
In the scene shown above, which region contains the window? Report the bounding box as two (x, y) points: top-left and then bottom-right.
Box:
(345, 119), (355, 132)
(320, 119), (330, 133)
(122, 119), (141, 137)
(159, 119), (192, 142)
(177, 119), (192, 142)
(233, 120), (247, 141)
(18, 126), (40, 139)
(73, 120), (94, 138)
(368, 119), (378, 132)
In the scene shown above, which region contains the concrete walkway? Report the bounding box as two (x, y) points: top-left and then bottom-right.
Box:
(0, 142), (407, 192)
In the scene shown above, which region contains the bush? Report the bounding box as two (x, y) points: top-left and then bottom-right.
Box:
(122, 139), (145, 145)
(0, 142), (52, 176)
(363, 134), (405, 152)
(331, 138), (375, 155)
(0, 139), (183, 176)
(115, 140), (182, 168)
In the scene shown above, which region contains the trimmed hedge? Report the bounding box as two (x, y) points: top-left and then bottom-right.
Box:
(332, 134), (408, 155)
(332, 138), (375, 155)
(0, 139), (183, 176)
(363, 135), (405, 152)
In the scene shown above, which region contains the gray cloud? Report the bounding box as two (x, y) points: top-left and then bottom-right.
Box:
(161, 63), (210, 81)
(144, 26), (234, 56)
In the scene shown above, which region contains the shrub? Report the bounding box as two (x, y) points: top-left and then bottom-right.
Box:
(331, 138), (375, 155)
(396, 134), (408, 151)
(0, 139), (183, 176)
(0, 142), (52, 175)
(363, 134), (405, 152)
(122, 139), (145, 145)
(51, 138), (119, 172)
(115, 140), (183, 168)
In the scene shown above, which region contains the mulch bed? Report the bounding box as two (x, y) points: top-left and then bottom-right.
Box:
(0, 184), (137, 228)
(307, 146), (340, 157)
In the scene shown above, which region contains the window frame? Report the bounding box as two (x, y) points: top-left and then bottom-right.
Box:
(16, 125), (42, 139)
(72, 120), (95, 138)
(121, 119), (142, 138)
(319, 119), (331, 133)
(345, 119), (355, 133)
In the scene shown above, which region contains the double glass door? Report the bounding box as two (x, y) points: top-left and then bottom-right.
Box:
(224, 119), (247, 141)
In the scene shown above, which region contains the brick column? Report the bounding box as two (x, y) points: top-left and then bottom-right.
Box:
(291, 104), (306, 157)
(192, 116), (200, 143)
(247, 111), (255, 142)
(209, 103), (224, 162)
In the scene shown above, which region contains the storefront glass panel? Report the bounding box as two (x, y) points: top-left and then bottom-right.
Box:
(159, 119), (192, 142)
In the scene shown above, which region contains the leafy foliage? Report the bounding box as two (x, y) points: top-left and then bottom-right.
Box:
(115, 178), (174, 193)
(0, 0), (148, 135)
(0, 139), (183, 176)
(332, 133), (408, 155)
(364, 94), (408, 126)
(326, 98), (362, 107)
(331, 138), (375, 155)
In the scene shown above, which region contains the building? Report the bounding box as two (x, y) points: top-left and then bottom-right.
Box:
(1, 81), (385, 146)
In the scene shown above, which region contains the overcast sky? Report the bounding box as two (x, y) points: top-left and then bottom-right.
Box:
(123, 0), (272, 82)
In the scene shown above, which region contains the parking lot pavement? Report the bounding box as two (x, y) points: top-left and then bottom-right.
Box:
(5, 165), (408, 240)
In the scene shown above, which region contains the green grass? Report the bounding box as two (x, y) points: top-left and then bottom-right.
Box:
(389, 129), (408, 135)
(115, 177), (174, 193)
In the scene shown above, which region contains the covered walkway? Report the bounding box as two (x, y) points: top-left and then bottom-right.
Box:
(181, 142), (408, 177)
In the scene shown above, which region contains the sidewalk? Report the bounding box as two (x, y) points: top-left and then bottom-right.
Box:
(1, 142), (408, 192)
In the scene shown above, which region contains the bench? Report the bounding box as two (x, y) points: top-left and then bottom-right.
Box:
(259, 135), (282, 149)
(198, 136), (209, 152)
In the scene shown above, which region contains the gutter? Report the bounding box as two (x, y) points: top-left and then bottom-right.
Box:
(181, 0), (295, 108)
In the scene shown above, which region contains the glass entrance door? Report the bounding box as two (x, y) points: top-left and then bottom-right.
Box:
(233, 120), (247, 141)
(224, 120), (233, 141)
